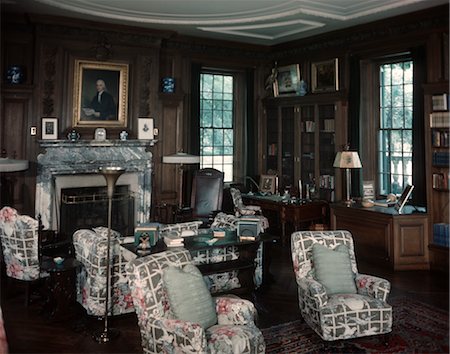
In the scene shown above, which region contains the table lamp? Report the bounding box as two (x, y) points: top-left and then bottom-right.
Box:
(162, 152), (200, 208)
(333, 147), (362, 206)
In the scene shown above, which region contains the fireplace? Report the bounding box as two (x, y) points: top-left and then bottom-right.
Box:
(36, 140), (155, 235)
(60, 185), (135, 238)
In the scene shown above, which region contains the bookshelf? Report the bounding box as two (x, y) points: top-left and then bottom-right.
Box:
(424, 82), (449, 272)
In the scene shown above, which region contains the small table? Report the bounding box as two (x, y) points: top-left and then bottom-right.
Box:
(41, 257), (82, 321)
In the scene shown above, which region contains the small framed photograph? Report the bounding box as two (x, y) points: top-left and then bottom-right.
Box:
(259, 174), (277, 194)
(362, 180), (375, 200)
(138, 117), (154, 140)
(274, 64), (300, 97)
(41, 117), (58, 140)
(311, 58), (339, 93)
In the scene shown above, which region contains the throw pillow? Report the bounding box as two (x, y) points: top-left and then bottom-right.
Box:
(163, 264), (217, 329)
(312, 243), (357, 295)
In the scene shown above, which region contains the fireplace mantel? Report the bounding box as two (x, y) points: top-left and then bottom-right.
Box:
(36, 139), (156, 231)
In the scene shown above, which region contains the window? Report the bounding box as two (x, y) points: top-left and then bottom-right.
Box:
(378, 60), (413, 195)
(200, 72), (234, 181)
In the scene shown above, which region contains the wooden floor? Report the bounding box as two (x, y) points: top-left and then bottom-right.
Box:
(1, 240), (448, 353)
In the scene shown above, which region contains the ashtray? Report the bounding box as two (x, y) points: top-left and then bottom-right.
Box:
(53, 257), (64, 265)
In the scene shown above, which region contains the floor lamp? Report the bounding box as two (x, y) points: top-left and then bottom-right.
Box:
(94, 166), (125, 343)
(333, 148), (362, 206)
(162, 152), (200, 208)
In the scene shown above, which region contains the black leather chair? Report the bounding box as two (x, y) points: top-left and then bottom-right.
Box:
(190, 168), (224, 226)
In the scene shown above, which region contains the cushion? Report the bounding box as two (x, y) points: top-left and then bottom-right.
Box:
(312, 243), (357, 295)
(163, 264), (217, 328)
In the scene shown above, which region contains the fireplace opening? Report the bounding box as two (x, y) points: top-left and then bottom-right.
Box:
(60, 185), (135, 238)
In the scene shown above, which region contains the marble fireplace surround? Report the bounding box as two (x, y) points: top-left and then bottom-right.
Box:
(36, 140), (155, 232)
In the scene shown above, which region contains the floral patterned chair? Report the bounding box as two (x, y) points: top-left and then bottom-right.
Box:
(73, 227), (137, 316)
(229, 188), (269, 231)
(0, 206), (48, 305)
(126, 249), (265, 354)
(291, 230), (392, 341)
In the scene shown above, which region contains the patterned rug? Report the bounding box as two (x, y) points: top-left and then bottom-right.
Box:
(261, 297), (449, 353)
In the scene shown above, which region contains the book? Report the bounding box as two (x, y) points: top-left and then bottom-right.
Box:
(164, 233), (184, 247)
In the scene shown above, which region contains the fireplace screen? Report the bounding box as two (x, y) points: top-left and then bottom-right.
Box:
(60, 185), (134, 238)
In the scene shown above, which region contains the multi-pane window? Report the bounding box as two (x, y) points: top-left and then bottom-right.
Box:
(378, 60), (413, 195)
(200, 73), (234, 182)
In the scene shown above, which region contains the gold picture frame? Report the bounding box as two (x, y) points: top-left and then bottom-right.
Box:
(72, 59), (129, 128)
(260, 174), (277, 194)
(274, 64), (300, 97)
(311, 58), (339, 93)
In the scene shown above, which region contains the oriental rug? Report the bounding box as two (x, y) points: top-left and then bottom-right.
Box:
(261, 297), (449, 353)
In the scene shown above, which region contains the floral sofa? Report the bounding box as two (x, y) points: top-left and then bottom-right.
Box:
(291, 230), (392, 341)
(126, 248), (265, 354)
(73, 227), (137, 316)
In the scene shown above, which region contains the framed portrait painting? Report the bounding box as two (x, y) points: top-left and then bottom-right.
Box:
(72, 59), (129, 128)
(311, 58), (339, 93)
(274, 64), (300, 97)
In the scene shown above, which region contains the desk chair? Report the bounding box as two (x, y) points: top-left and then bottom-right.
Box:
(190, 168), (224, 226)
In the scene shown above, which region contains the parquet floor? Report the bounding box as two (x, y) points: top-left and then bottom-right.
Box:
(1, 241), (448, 353)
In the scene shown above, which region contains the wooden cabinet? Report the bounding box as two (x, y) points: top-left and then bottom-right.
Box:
(330, 203), (429, 270)
(424, 82), (449, 272)
(262, 94), (347, 201)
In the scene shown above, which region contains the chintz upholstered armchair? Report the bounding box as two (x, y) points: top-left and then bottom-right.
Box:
(73, 227), (137, 316)
(229, 188), (269, 231)
(0, 206), (49, 305)
(291, 230), (392, 341)
(126, 249), (265, 354)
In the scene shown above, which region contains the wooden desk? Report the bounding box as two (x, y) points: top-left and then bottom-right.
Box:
(330, 203), (429, 270)
(242, 194), (328, 245)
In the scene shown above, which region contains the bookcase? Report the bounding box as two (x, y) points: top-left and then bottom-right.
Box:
(262, 93), (347, 201)
(424, 82), (449, 272)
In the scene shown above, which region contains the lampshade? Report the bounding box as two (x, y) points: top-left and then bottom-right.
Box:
(333, 151), (362, 169)
(162, 152), (200, 164)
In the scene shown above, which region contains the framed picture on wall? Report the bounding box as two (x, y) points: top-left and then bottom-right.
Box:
(138, 118), (154, 140)
(274, 64), (300, 96)
(311, 58), (339, 93)
(72, 59), (129, 128)
(41, 117), (58, 140)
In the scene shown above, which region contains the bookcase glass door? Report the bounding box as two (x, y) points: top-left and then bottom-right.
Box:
(266, 106), (279, 175)
(281, 106), (295, 190)
(300, 105), (315, 190)
(318, 104), (336, 201)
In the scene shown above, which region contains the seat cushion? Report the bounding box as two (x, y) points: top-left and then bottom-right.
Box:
(163, 264), (217, 328)
(206, 324), (266, 354)
(312, 243), (357, 295)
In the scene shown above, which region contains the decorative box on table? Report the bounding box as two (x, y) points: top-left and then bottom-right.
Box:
(237, 217), (261, 241)
(134, 222), (160, 249)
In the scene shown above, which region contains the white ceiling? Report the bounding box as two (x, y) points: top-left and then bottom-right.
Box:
(4, 0), (448, 45)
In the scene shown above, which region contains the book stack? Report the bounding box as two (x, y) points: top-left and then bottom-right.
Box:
(433, 223), (449, 247)
(164, 233), (184, 247)
(213, 229), (226, 238)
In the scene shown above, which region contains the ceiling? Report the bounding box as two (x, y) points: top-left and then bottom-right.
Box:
(3, 0), (448, 45)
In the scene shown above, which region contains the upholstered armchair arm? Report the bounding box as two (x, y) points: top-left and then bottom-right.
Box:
(215, 296), (257, 326)
(238, 205), (261, 216)
(355, 273), (391, 302)
(140, 317), (207, 354)
(298, 278), (329, 308)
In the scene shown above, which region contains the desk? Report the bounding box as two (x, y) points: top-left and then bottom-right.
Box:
(242, 194), (328, 245)
(330, 203), (429, 270)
